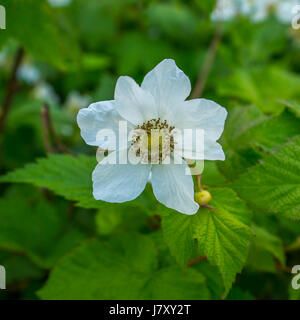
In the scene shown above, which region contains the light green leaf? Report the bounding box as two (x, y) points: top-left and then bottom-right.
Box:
(218, 67), (300, 114)
(0, 154), (99, 209)
(95, 208), (123, 235)
(236, 110), (300, 153)
(278, 100), (300, 117)
(38, 234), (210, 300)
(232, 136), (300, 220)
(162, 188), (252, 296)
(162, 213), (195, 267)
(193, 188), (253, 296)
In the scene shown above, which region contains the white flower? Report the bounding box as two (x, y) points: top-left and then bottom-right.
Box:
(77, 59), (227, 215)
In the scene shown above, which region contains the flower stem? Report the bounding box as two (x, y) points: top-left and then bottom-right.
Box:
(197, 174), (202, 191)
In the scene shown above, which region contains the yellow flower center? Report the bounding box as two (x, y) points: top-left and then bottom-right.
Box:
(131, 119), (176, 164)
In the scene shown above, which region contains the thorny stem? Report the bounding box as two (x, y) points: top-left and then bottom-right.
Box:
(41, 103), (72, 155)
(190, 22), (223, 99)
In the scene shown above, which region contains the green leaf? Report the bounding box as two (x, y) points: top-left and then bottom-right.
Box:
(162, 213), (195, 267)
(217, 105), (264, 179)
(202, 161), (227, 187)
(247, 225), (285, 273)
(0, 154), (99, 209)
(278, 100), (300, 117)
(236, 110), (300, 153)
(193, 260), (224, 299)
(95, 207), (123, 235)
(162, 188), (252, 296)
(0, 252), (44, 285)
(38, 234), (210, 300)
(252, 225), (285, 265)
(218, 67), (300, 114)
(0, 188), (84, 268)
(144, 266), (209, 300)
(2, 0), (80, 70)
(226, 287), (253, 300)
(219, 107), (300, 180)
(193, 188), (253, 296)
(232, 136), (300, 220)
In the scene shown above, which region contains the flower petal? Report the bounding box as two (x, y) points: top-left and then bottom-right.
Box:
(77, 100), (131, 149)
(151, 158), (199, 215)
(141, 59), (191, 119)
(92, 149), (151, 203)
(171, 98), (227, 160)
(114, 76), (157, 125)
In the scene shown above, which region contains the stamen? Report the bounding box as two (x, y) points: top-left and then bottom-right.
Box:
(131, 119), (176, 164)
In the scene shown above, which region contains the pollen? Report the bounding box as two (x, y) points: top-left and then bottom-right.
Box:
(131, 119), (176, 164)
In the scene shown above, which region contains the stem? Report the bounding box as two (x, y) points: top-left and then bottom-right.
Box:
(0, 47), (24, 134)
(41, 103), (72, 155)
(187, 256), (207, 267)
(197, 174), (202, 191)
(190, 23), (223, 99)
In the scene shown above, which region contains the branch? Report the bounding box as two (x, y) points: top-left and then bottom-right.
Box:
(190, 23), (223, 99)
(0, 47), (24, 134)
(41, 103), (72, 155)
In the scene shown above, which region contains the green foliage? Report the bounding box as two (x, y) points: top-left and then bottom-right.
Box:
(217, 67), (300, 113)
(194, 188), (252, 295)
(38, 234), (210, 300)
(0, 154), (98, 208)
(1, 0), (80, 70)
(247, 225), (285, 273)
(162, 213), (195, 268)
(232, 136), (300, 220)
(162, 188), (252, 296)
(0, 0), (300, 301)
(0, 186), (84, 268)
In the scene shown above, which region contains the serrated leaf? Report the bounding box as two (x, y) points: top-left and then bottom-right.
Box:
(219, 107), (300, 180)
(162, 188), (252, 296)
(236, 110), (300, 153)
(193, 188), (252, 296)
(218, 105), (264, 179)
(0, 154), (99, 209)
(38, 234), (210, 300)
(162, 213), (195, 267)
(232, 136), (300, 220)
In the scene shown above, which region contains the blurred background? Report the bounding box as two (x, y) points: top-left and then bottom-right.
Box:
(0, 0), (300, 299)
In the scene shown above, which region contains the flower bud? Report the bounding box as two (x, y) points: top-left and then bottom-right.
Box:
(194, 190), (212, 206)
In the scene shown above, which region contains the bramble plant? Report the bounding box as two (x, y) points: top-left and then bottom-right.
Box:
(0, 0), (300, 300)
